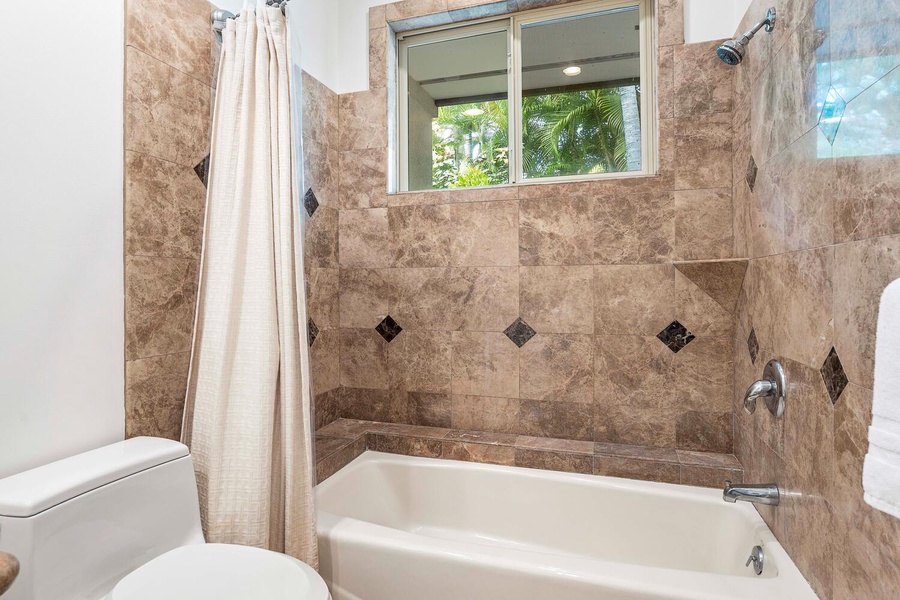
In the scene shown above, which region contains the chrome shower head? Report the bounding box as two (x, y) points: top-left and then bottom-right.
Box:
(716, 39), (745, 66)
(716, 7), (776, 66)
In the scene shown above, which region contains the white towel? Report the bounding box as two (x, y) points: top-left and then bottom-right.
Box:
(863, 278), (900, 519)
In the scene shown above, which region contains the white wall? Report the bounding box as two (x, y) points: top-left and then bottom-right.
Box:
(685, 0), (755, 43)
(0, 1), (126, 478)
(216, 0), (342, 90)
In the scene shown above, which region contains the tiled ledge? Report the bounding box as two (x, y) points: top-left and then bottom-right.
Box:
(315, 419), (743, 488)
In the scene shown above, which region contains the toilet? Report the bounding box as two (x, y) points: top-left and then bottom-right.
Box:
(0, 437), (330, 600)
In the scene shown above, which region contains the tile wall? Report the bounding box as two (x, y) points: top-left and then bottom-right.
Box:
(123, 0), (214, 439)
(318, 0), (743, 454)
(731, 0), (900, 597)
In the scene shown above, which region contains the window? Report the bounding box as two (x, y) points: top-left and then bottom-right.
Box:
(397, 0), (655, 192)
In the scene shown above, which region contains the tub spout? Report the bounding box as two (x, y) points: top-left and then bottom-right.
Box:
(723, 481), (780, 506)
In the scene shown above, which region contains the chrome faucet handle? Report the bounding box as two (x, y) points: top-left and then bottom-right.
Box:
(742, 360), (787, 418)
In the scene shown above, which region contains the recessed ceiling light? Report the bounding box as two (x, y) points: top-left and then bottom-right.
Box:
(463, 108), (485, 117)
(563, 66), (582, 77)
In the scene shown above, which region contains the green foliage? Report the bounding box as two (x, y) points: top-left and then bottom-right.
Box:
(430, 86), (640, 189)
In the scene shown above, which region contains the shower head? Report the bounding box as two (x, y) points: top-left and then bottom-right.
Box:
(716, 39), (746, 66)
(716, 7), (776, 66)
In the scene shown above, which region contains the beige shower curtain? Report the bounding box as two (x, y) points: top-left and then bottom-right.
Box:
(181, 5), (317, 567)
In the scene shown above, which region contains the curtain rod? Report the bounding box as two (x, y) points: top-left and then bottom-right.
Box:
(213, 0), (291, 33)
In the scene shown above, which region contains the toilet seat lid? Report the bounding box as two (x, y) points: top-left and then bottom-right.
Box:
(110, 544), (330, 600)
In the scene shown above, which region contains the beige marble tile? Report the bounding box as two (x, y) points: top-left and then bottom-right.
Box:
(317, 436), (366, 482)
(594, 192), (675, 264)
(593, 264), (675, 335)
(441, 440), (516, 465)
(674, 41), (734, 117)
(305, 206), (339, 268)
(387, 0), (449, 20)
(125, 151), (206, 259)
(658, 0), (685, 46)
(408, 392), (452, 428)
(448, 201), (519, 267)
(302, 71), (339, 146)
(451, 332), (519, 398)
(394, 267), (463, 331)
(517, 400), (593, 441)
(518, 436), (594, 454)
(307, 268), (340, 329)
(372, 433), (443, 458)
(340, 329), (389, 390)
(781, 491), (835, 599)
(675, 410), (732, 453)
(834, 234), (900, 389)
(833, 154), (900, 243)
(744, 251), (828, 371)
(455, 267), (519, 332)
(341, 388), (410, 424)
(369, 26), (389, 89)
(675, 336), (733, 412)
(311, 329), (340, 396)
(519, 196), (594, 266)
(658, 45), (675, 120)
(680, 464), (743, 488)
(339, 88), (388, 151)
(520, 334), (593, 403)
(125, 47), (211, 168)
(388, 329), (452, 393)
(125, 256), (198, 360)
(674, 113), (732, 191)
(595, 442), (679, 463)
(339, 268), (397, 329)
(674, 189), (734, 260)
(125, 352), (191, 440)
(125, 0), (214, 85)
(520, 266), (594, 334)
(676, 268), (734, 337)
(593, 401), (679, 449)
(593, 455), (681, 484)
(515, 448), (592, 474)
(674, 259), (747, 313)
(339, 148), (388, 209)
(303, 139), (338, 208)
(593, 335), (675, 409)
(390, 204), (453, 267)
(314, 388), (342, 430)
(782, 358), (834, 500)
(450, 394), (521, 434)
(339, 208), (392, 268)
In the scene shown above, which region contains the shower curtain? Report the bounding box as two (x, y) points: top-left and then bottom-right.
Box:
(181, 4), (317, 567)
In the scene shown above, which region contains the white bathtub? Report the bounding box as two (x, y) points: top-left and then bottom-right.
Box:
(317, 452), (816, 600)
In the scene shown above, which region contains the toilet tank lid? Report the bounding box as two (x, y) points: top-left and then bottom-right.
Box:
(0, 437), (189, 517)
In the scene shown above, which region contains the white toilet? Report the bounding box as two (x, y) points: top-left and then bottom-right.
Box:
(0, 437), (330, 600)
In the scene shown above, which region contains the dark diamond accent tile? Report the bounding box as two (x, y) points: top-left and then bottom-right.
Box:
(821, 347), (849, 405)
(818, 87), (847, 145)
(308, 318), (319, 347)
(304, 188), (319, 218)
(657, 320), (696, 354)
(375, 315), (403, 343)
(504, 318), (537, 348)
(746, 155), (758, 192)
(194, 154), (210, 187)
(747, 328), (759, 364)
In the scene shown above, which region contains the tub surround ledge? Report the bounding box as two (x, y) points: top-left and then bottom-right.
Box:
(315, 419), (742, 486)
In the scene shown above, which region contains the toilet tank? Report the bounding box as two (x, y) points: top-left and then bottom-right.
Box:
(0, 438), (205, 600)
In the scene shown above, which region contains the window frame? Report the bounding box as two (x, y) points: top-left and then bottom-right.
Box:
(395, 0), (657, 192)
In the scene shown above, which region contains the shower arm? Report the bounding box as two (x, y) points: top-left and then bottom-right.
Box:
(737, 8), (776, 46)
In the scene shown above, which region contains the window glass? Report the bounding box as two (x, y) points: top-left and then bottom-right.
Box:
(406, 29), (510, 191)
(520, 7), (642, 179)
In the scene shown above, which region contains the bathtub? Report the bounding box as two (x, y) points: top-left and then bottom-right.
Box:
(317, 452), (816, 600)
